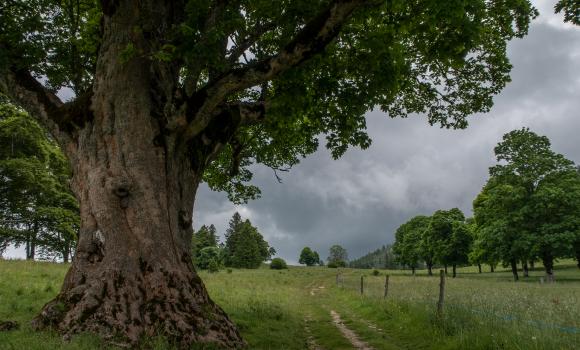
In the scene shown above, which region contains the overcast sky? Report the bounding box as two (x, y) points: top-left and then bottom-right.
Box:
(5, 1), (580, 264)
(193, 0), (580, 264)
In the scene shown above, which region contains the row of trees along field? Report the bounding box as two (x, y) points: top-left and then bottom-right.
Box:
(192, 212), (275, 271)
(393, 128), (580, 281)
(0, 99), (79, 262)
(298, 244), (351, 268)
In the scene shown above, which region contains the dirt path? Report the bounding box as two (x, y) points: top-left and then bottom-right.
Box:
(306, 281), (373, 350)
(330, 310), (374, 350)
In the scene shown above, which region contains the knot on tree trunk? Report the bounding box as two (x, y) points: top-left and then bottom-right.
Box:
(107, 177), (132, 208)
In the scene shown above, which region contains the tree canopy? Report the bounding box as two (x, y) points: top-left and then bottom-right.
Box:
(299, 246), (320, 266)
(474, 128), (579, 281)
(393, 215), (429, 273)
(0, 0), (539, 202)
(327, 244), (348, 266)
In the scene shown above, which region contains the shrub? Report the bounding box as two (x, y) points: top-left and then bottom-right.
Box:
(196, 246), (223, 270)
(328, 260), (346, 268)
(208, 259), (220, 273)
(270, 258), (287, 270)
(372, 269), (380, 276)
(227, 268), (233, 274)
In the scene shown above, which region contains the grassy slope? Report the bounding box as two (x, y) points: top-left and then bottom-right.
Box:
(0, 260), (579, 349)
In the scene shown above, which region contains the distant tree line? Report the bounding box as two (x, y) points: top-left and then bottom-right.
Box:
(192, 212), (276, 271)
(392, 129), (580, 281)
(349, 245), (400, 269)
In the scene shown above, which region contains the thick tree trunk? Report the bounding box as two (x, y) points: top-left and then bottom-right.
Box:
(444, 265), (448, 275)
(411, 266), (416, 275)
(530, 260), (535, 270)
(31, 2), (244, 347)
(522, 261), (529, 278)
(490, 264), (495, 273)
(32, 113), (243, 347)
(542, 254), (555, 283)
(452, 264), (456, 278)
(510, 260), (519, 281)
(427, 262), (433, 276)
(477, 263), (482, 274)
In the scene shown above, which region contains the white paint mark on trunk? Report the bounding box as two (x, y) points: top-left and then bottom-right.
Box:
(95, 230), (105, 244)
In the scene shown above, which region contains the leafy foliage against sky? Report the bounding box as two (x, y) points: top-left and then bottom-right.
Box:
(0, 0), (539, 202)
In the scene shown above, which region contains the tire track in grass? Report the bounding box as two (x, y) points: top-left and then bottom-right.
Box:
(305, 314), (325, 350)
(330, 310), (374, 350)
(304, 280), (353, 350)
(335, 307), (430, 350)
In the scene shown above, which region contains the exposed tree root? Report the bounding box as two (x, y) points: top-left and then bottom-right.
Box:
(31, 266), (245, 349)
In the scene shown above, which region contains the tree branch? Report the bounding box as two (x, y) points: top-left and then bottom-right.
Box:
(226, 21), (277, 66)
(0, 66), (92, 145)
(181, 0), (374, 142)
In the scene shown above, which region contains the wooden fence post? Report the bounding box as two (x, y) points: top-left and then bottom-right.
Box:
(360, 275), (364, 295)
(384, 274), (389, 298)
(436, 269), (445, 318)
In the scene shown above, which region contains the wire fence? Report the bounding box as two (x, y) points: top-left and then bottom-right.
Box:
(334, 269), (580, 335)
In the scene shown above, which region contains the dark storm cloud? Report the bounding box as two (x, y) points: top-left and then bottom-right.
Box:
(194, 4), (580, 265)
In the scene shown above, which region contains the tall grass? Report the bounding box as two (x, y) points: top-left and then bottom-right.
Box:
(336, 261), (580, 349)
(0, 259), (578, 349)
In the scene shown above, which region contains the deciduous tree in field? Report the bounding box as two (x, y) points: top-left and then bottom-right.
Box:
(0, 0), (538, 346)
(423, 208), (467, 277)
(529, 169), (580, 280)
(447, 221), (473, 278)
(474, 129), (580, 282)
(299, 246), (319, 266)
(393, 215), (428, 275)
(468, 218), (498, 274)
(328, 244), (348, 267)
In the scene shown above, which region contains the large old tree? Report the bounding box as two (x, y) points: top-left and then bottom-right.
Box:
(1, 0), (539, 347)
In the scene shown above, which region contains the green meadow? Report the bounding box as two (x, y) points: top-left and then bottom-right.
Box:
(0, 259), (578, 349)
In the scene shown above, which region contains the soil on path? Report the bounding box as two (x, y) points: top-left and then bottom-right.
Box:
(330, 310), (374, 350)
